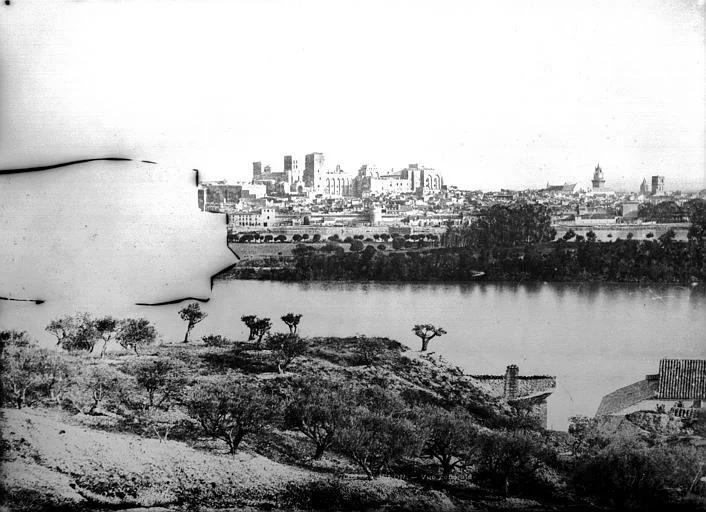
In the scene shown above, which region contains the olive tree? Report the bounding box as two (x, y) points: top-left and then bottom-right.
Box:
(186, 379), (280, 453)
(280, 313), (302, 334)
(412, 324), (447, 352)
(116, 318), (156, 355)
(241, 315), (258, 341)
(94, 316), (118, 357)
(265, 333), (307, 373)
(179, 302), (207, 343)
(418, 405), (479, 479)
(285, 380), (355, 459)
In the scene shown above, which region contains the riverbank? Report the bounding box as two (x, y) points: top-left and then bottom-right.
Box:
(218, 238), (706, 285)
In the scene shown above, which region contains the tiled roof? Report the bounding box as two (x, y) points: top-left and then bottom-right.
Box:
(595, 379), (658, 416)
(658, 359), (706, 399)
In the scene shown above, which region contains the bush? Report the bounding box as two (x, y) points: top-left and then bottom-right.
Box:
(202, 334), (231, 347)
(67, 365), (126, 415)
(284, 379), (355, 459)
(335, 411), (422, 479)
(349, 239), (364, 252)
(343, 236), (354, 244)
(392, 237), (405, 250)
(129, 357), (187, 409)
(417, 405), (479, 479)
(281, 479), (386, 510)
(473, 429), (556, 497)
(0, 330), (33, 351)
(573, 438), (705, 509)
(1, 346), (70, 408)
(377, 244), (386, 251)
(265, 333), (307, 373)
(186, 378), (280, 453)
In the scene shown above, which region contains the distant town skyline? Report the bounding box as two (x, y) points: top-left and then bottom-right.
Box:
(1, 0), (704, 192)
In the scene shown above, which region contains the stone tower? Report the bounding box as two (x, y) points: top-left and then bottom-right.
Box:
(592, 164), (605, 191)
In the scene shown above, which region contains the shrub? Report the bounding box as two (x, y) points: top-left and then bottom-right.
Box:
(335, 412), (422, 479)
(202, 334), (231, 347)
(343, 236), (354, 244)
(68, 365), (125, 415)
(1, 346), (70, 408)
(377, 244), (386, 251)
(417, 405), (479, 479)
(573, 439), (705, 509)
(354, 337), (387, 366)
(284, 380), (355, 459)
(265, 333), (307, 373)
(473, 429), (556, 497)
(312, 234), (321, 243)
(0, 330), (33, 351)
(186, 378), (280, 453)
(130, 357), (187, 409)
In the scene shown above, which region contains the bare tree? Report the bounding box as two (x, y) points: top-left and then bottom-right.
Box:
(179, 302), (207, 343)
(412, 324), (447, 351)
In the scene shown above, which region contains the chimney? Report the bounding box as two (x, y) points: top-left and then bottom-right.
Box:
(504, 364), (519, 400)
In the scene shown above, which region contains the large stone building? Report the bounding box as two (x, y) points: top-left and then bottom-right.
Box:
(596, 359), (705, 418)
(248, 153), (443, 198)
(470, 365), (556, 428)
(651, 175), (665, 196)
(355, 163), (444, 197)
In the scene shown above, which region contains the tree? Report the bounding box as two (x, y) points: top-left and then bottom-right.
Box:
(275, 234), (287, 242)
(412, 324), (447, 352)
(418, 405), (479, 479)
(392, 237), (405, 250)
(47, 313), (99, 353)
(281, 313), (303, 334)
(586, 230), (597, 242)
(1, 347), (69, 408)
(265, 333), (307, 373)
(562, 229), (576, 241)
(312, 234), (321, 243)
(474, 429), (554, 497)
(94, 316), (118, 357)
(186, 379), (279, 453)
(241, 315), (258, 340)
(116, 318), (156, 355)
(350, 239), (364, 252)
(69, 365), (124, 415)
(179, 302), (207, 343)
(285, 380), (355, 459)
(252, 318), (272, 348)
(131, 357), (186, 409)
(335, 412), (421, 479)
(45, 315), (77, 347)
(292, 234), (302, 242)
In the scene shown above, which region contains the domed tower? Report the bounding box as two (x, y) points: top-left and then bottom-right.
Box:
(592, 164), (605, 191)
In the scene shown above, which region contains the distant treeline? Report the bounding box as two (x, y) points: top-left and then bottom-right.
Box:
(225, 200), (706, 285)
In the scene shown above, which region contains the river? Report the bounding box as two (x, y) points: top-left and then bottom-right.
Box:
(1, 279), (704, 429)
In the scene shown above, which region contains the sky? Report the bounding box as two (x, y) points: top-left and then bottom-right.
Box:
(0, 0), (704, 191)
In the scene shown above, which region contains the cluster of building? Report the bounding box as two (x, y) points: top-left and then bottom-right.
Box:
(246, 153), (444, 198)
(197, 158), (704, 238)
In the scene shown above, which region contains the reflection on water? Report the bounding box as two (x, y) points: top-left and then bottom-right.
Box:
(1, 280), (704, 430)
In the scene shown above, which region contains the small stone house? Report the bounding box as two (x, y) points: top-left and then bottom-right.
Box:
(470, 365), (556, 428)
(596, 359), (706, 418)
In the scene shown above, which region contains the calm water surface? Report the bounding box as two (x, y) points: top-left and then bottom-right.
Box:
(2, 280), (704, 429)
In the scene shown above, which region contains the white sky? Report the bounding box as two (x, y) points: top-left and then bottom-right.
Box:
(1, 0), (704, 190)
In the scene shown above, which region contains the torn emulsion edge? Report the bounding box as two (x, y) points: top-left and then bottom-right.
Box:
(2, 157), (236, 306)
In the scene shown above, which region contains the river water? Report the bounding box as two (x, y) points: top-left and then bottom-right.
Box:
(2, 279), (704, 430)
